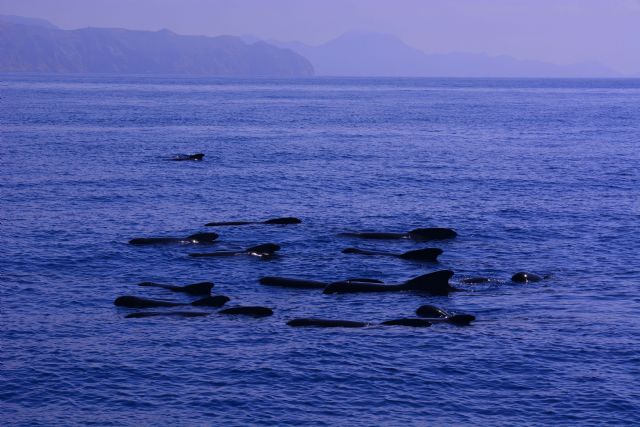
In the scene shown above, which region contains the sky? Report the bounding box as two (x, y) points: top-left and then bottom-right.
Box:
(1, 0), (639, 74)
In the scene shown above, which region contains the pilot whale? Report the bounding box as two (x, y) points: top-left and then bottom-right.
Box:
(114, 295), (230, 309)
(380, 318), (432, 327)
(189, 243), (280, 259)
(218, 306), (274, 317)
(342, 247), (442, 262)
(171, 153), (205, 161)
(323, 270), (457, 296)
(138, 281), (214, 296)
(129, 232), (218, 245)
(205, 217), (301, 226)
(416, 304), (475, 325)
(511, 272), (543, 283)
(341, 227), (457, 241)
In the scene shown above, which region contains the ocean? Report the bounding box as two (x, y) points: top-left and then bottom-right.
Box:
(1, 74), (639, 426)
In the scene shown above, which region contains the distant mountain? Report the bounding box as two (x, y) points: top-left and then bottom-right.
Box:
(0, 14), (58, 29)
(269, 31), (618, 78)
(0, 20), (314, 77)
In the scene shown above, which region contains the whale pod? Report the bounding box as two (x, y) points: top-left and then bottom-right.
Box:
(129, 232), (219, 245)
(114, 295), (229, 309)
(205, 217), (301, 226)
(190, 243), (280, 258)
(126, 311), (210, 318)
(381, 318), (432, 327)
(342, 247), (442, 262)
(138, 281), (214, 296)
(287, 318), (368, 328)
(323, 270), (457, 296)
(341, 228), (456, 241)
(511, 272), (543, 283)
(218, 306), (273, 317)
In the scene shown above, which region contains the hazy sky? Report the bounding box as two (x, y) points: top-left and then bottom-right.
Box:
(1, 0), (639, 74)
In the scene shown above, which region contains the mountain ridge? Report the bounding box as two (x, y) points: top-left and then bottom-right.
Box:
(0, 19), (314, 77)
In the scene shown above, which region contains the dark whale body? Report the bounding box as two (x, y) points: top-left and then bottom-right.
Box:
(416, 305), (475, 326)
(342, 247), (442, 262)
(114, 295), (229, 309)
(138, 281), (214, 296)
(205, 217), (301, 226)
(129, 232), (218, 245)
(190, 243), (280, 258)
(511, 272), (543, 283)
(219, 306), (274, 317)
(323, 270), (457, 296)
(381, 318), (432, 327)
(461, 277), (493, 284)
(341, 227), (457, 241)
(287, 318), (368, 328)
(126, 311), (210, 318)
(171, 153), (205, 161)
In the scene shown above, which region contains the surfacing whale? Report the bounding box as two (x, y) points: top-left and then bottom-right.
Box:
(287, 318), (368, 328)
(259, 276), (384, 290)
(341, 227), (457, 241)
(416, 304), (475, 325)
(218, 306), (274, 317)
(189, 243), (280, 259)
(380, 318), (432, 327)
(171, 153), (205, 161)
(511, 272), (543, 283)
(126, 311), (210, 318)
(323, 270), (457, 296)
(342, 247), (442, 262)
(129, 232), (218, 245)
(205, 217), (301, 226)
(138, 281), (214, 296)
(114, 295), (230, 309)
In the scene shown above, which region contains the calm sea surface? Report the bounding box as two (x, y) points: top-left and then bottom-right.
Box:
(1, 75), (639, 426)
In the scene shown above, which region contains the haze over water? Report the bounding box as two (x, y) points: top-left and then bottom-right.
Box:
(2, 74), (639, 425)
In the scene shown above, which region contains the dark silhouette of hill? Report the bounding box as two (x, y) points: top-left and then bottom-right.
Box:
(0, 20), (314, 77)
(270, 31), (618, 78)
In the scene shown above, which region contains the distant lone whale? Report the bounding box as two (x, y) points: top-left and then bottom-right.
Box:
(342, 247), (442, 262)
(287, 318), (368, 328)
(259, 276), (383, 290)
(341, 228), (457, 241)
(138, 281), (213, 296)
(416, 304), (475, 325)
(189, 243), (280, 259)
(129, 232), (218, 245)
(126, 311), (210, 318)
(218, 306), (274, 317)
(323, 270), (457, 296)
(114, 295), (230, 309)
(205, 217), (301, 226)
(511, 272), (543, 283)
(171, 153), (205, 161)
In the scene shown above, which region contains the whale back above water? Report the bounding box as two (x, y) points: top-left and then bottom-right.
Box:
(323, 270), (456, 295)
(138, 281), (214, 296)
(219, 306), (274, 317)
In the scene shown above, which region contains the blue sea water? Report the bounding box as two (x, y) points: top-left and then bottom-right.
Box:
(1, 74), (639, 426)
